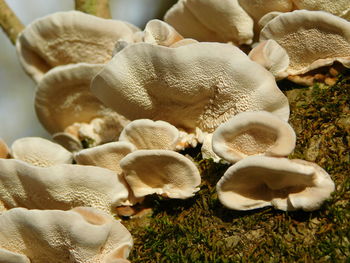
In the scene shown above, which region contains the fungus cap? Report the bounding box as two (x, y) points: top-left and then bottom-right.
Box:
(292, 0), (350, 20)
(238, 0), (293, 22)
(0, 159), (129, 212)
(248, 40), (289, 79)
(119, 119), (180, 150)
(164, 0), (254, 45)
(0, 207), (133, 263)
(169, 38), (198, 48)
(212, 111), (296, 163)
(16, 10), (138, 82)
(164, 0), (222, 42)
(258, 11), (283, 29)
(216, 156), (335, 211)
(120, 150), (201, 199)
(52, 132), (83, 152)
(74, 141), (135, 174)
(74, 142), (141, 206)
(143, 19), (184, 46)
(0, 248), (31, 263)
(92, 42), (289, 133)
(11, 137), (73, 167)
(260, 10), (350, 76)
(35, 63), (127, 139)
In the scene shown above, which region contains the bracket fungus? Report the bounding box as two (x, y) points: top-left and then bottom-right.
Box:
(74, 141), (135, 174)
(35, 63), (129, 147)
(113, 19), (196, 55)
(238, 0), (293, 23)
(212, 111), (296, 163)
(292, 0), (350, 20)
(0, 207), (133, 263)
(74, 142), (140, 206)
(0, 159), (129, 213)
(120, 150), (201, 199)
(248, 39), (289, 80)
(260, 10), (350, 80)
(11, 137), (73, 167)
(257, 11), (283, 30)
(92, 42), (289, 133)
(52, 132), (84, 152)
(119, 119), (180, 150)
(164, 0), (254, 45)
(16, 10), (138, 82)
(143, 19), (184, 47)
(216, 156), (335, 211)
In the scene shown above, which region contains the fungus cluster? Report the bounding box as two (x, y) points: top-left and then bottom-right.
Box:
(1, 0), (346, 261)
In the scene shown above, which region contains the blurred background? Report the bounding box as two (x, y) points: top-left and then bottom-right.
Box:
(0, 0), (176, 145)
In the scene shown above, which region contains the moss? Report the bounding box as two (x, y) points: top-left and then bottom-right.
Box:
(123, 71), (350, 262)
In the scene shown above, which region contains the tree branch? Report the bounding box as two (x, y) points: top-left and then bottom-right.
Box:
(75, 0), (111, 19)
(0, 0), (24, 45)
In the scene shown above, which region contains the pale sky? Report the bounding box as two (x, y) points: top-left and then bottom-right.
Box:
(0, 0), (164, 144)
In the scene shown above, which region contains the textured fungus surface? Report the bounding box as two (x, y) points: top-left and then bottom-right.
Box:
(164, 0), (254, 44)
(35, 63), (127, 138)
(16, 10), (137, 82)
(120, 150), (201, 199)
(11, 137), (73, 167)
(0, 207), (133, 263)
(92, 42), (289, 133)
(119, 119), (179, 150)
(216, 156), (335, 211)
(260, 10), (350, 75)
(0, 159), (128, 212)
(212, 111), (296, 163)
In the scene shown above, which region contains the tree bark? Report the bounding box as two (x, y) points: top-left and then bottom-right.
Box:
(0, 0), (24, 45)
(75, 0), (111, 19)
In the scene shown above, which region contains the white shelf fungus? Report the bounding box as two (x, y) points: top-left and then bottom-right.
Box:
(11, 137), (73, 167)
(212, 111), (296, 163)
(164, 0), (254, 45)
(35, 63), (129, 146)
(292, 0), (350, 20)
(112, 19), (193, 55)
(169, 38), (198, 48)
(120, 150), (201, 199)
(74, 141), (135, 174)
(16, 10), (138, 82)
(258, 11), (283, 30)
(216, 156), (335, 211)
(52, 132), (83, 152)
(238, 0), (293, 23)
(0, 159), (129, 213)
(91, 42), (289, 133)
(143, 19), (184, 46)
(260, 10), (350, 77)
(74, 142), (140, 206)
(0, 207), (133, 263)
(248, 39), (290, 80)
(119, 119), (180, 150)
